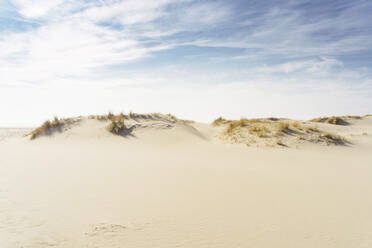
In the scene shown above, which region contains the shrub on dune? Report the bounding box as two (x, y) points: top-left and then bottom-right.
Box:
(107, 115), (128, 135)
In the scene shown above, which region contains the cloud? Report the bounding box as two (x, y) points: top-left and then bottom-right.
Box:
(0, 0), (186, 85)
(256, 57), (344, 74)
(0, 0), (236, 86)
(177, 1), (231, 26)
(190, 1), (372, 58)
(0, 20), (153, 84)
(12, 0), (61, 18)
(0, 0), (371, 126)
(0, 0), (233, 80)
(77, 0), (174, 25)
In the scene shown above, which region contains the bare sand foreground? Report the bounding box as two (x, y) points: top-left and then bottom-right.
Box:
(1, 115), (372, 247)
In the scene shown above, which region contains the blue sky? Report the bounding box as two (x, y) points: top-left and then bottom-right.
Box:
(0, 0), (371, 126)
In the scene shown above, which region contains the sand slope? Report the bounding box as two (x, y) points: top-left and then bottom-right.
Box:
(1, 116), (372, 247)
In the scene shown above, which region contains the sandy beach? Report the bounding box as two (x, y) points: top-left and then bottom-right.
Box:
(1, 115), (372, 247)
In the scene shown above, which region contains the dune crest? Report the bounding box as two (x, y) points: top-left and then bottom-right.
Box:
(23, 113), (372, 148)
(25, 113), (205, 143)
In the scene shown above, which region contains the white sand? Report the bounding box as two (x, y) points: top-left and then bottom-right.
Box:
(1, 116), (372, 247)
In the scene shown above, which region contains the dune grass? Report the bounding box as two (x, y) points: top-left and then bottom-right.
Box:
(276, 140), (287, 147)
(28, 112), (183, 139)
(225, 118), (293, 137)
(90, 112), (180, 123)
(318, 132), (349, 145)
(212, 117), (229, 126)
(345, 115), (362, 119)
(29, 117), (63, 140)
(107, 114), (128, 135)
(105, 112), (183, 135)
(310, 116), (350, 125)
(218, 117), (349, 147)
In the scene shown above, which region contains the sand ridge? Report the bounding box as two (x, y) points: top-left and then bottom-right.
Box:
(22, 114), (372, 148)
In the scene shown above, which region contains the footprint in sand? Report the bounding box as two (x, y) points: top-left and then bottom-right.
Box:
(85, 223), (127, 237)
(84, 223), (128, 247)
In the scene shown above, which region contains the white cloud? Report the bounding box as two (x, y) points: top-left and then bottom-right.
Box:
(306, 57), (343, 73)
(189, 2), (372, 58)
(78, 0), (173, 25)
(0, 0), (234, 86)
(178, 2), (231, 26)
(12, 0), (66, 18)
(256, 57), (343, 74)
(0, 20), (153, 84)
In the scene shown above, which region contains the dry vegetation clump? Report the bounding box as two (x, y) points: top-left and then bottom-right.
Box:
(107, 115), (128, 135)
(226, 121), (242, 134)
(268, 117), (280, 121)
(89, 112), (128, 121)
(305, 126), (320, 133)
(318, 132), (349, 145)
(224, 118), (293, 138)
(292, 121), (301, 129)
(345, 115), (362, 119)
(129, 112), (164, 120)
(248, 125), (270, 137)
(217, 117), (349, 147)
(310, 116), (349, 125)
(104, 112), (182, 134)
(107, 112), (115, 120)
(163, 113), (178, 123)
(90, 114), (110, 121)
(276, 140), (287, 147)
(212, 117), (229, 126)
(90, 112), (184, 129)
(90, 112), (181, 124)
(129, 112), (149, 119)
(327, 116), (349, 125)
(29, 117), (63, 140)
(130, 112), (179, 122)
(277, 121), (290, 132)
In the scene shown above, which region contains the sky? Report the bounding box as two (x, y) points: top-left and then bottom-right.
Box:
(0, 0), (371, 126)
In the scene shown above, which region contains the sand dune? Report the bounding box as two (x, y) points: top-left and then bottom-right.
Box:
(1, 114), (372, 247)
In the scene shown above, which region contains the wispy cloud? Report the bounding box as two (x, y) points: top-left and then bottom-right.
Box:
(190, 0), (372, 58)
(0, 0), (233, 84)
(0, 0), (371, 125)
(255, 57), (343, 74)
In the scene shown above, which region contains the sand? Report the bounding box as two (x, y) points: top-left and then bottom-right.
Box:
(1, 116), (372, 247)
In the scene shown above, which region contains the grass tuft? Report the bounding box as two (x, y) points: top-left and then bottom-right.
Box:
(319, 132), (349, 145)
(292, 121), (301, 129)
(29, 117), (63, 140)
(276, 140), (287, 147)
(107, 114), (128, 135)
(277, 121), (290, 132)
(107, 112), (114, 120)
(310, 116), (349, 125)
(219, 117), (349, 147)
(212, 117), (228, 126)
